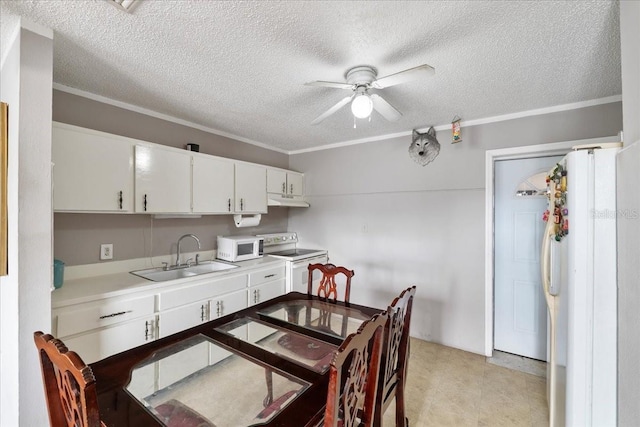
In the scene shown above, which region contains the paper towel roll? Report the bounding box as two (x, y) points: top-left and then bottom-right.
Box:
(233, 214), (261, 228)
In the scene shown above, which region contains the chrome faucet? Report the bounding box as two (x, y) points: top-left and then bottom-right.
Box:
(176, 234), (201, 267)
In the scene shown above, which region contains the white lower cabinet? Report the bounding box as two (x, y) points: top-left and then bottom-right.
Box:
(248, 264), (286, 307)
(247, 265), (286, 343)
(156, 276), (249, 378)
(157, 335), (210, 389)
(52, 261), (287, 369)
(210, 289), (247, 321)
(249, 280), (285, 307)
(61, 315), (156, 365)
(53, 293), (156, 364)
(158, 300), (210, 337)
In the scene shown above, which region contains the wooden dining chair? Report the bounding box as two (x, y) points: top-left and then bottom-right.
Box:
(33, 331), (105, 427)
(323, 311), (388, 427)
(308, 263), (355, 302)
(373, 286), (416, 427)
(35, 331), (215, 427)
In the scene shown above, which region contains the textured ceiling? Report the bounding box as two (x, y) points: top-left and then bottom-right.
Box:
(1, 0), (621, 152)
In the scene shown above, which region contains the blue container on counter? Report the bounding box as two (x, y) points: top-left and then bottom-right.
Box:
(53, 259), (65, 289)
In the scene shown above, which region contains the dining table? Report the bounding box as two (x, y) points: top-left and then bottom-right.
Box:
(90, 291), (383, 427)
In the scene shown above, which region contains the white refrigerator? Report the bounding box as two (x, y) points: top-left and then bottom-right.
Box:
(541, 144), (620, 427)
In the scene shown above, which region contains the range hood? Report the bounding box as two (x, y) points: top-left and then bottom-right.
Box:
(267, 196), (310, 208)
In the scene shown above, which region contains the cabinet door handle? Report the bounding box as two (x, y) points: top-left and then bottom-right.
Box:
(228, 198), (231, 212)
(145, 320), (154, 340)
(253, 289), (259, 304)
(264, 274), (276, 279)
(200, 304), (206, 322)
(118, 191), (123, 210)
(99, 310), (132, 320)
(240, 198), (244, 211)
(282, 182), (286, 193)
(290, 183), (293, 194)
(143, 194), (147, 211)
(216, 300), (222, 317)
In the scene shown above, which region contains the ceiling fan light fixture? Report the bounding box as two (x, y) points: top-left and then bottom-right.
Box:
(106, 0), (138, 12)
(351, 93), (373, 119)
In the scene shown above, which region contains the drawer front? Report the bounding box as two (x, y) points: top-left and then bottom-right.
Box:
(158, 274), (247, 311)
(248, 265), (285, 287)
(55, 294), (155, 338)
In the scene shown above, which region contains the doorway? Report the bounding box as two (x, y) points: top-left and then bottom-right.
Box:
(493, 155), (562, 360)
(483, 136), (619, 358)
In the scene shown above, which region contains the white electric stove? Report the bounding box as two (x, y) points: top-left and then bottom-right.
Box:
(257, 232), (328, 293)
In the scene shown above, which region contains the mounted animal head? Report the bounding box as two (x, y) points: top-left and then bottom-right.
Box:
(409, 127), (440, 166)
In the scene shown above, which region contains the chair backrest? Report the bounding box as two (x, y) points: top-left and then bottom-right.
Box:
(375, 286), (416, 427)
(308, 263), (355, 302)
(324, 311), (388, 427)
(34, 331), (103, 427)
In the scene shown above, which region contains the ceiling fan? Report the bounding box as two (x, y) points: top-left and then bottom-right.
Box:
(305, 64), (435, 125)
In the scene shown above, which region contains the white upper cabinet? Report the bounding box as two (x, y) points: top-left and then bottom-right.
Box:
(52, 123), (134, 212)
(135, 145), (191, 213)
(266, 168), (287, 194)
(192, 155), (235, 214)
(266, 168), (304, 197)
(53, 123), (282, 215)
(235, 162), (267, 213)
(287, 172), (304, 197)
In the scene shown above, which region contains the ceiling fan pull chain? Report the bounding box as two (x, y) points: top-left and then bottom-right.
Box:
(353, 116), (356, 129)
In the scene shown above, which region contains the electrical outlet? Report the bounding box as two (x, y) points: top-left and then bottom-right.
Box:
(100, 244), (113, 260)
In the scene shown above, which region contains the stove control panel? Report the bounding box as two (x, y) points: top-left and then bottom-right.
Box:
(257, 232), (298, 247)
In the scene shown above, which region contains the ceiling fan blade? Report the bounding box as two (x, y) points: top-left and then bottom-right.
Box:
(311, 95), (354, 125)
(371, 64), (435, 89)
(305, 80), (354, 90)
(370, 94), (402, 122)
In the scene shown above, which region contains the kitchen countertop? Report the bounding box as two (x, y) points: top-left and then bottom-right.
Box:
(51, 256), (286, 309)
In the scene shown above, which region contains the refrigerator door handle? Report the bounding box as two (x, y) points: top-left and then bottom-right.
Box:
(541, 215), (556, 308)
(549, 240), (560, 296)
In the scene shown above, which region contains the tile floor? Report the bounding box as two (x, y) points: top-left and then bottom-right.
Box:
(383, 338), (550, 427)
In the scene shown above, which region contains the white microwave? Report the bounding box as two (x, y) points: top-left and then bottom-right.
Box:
(216, 235), (264, 262)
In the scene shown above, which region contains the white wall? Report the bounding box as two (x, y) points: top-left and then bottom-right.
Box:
(0, 20), (53, 427)
(617, 2), (640, 425)
(620, 1), (640, 145)
(290, 102), (622, 354)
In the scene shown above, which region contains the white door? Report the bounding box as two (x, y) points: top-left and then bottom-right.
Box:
(494, 155), (562, 360)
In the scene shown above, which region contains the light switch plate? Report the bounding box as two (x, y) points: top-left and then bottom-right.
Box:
(100, 244), (113, 260)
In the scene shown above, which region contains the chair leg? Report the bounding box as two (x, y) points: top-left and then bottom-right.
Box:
(395, 387), (407, 427)
(263, 368), (273, 407)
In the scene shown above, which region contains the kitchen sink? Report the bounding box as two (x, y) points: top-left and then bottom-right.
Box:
(131, 261), (238, 282)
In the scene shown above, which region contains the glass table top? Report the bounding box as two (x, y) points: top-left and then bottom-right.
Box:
(126, 334), (309, 427)
(215, 316), (338, 373)
(256, 299), (371, 339)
